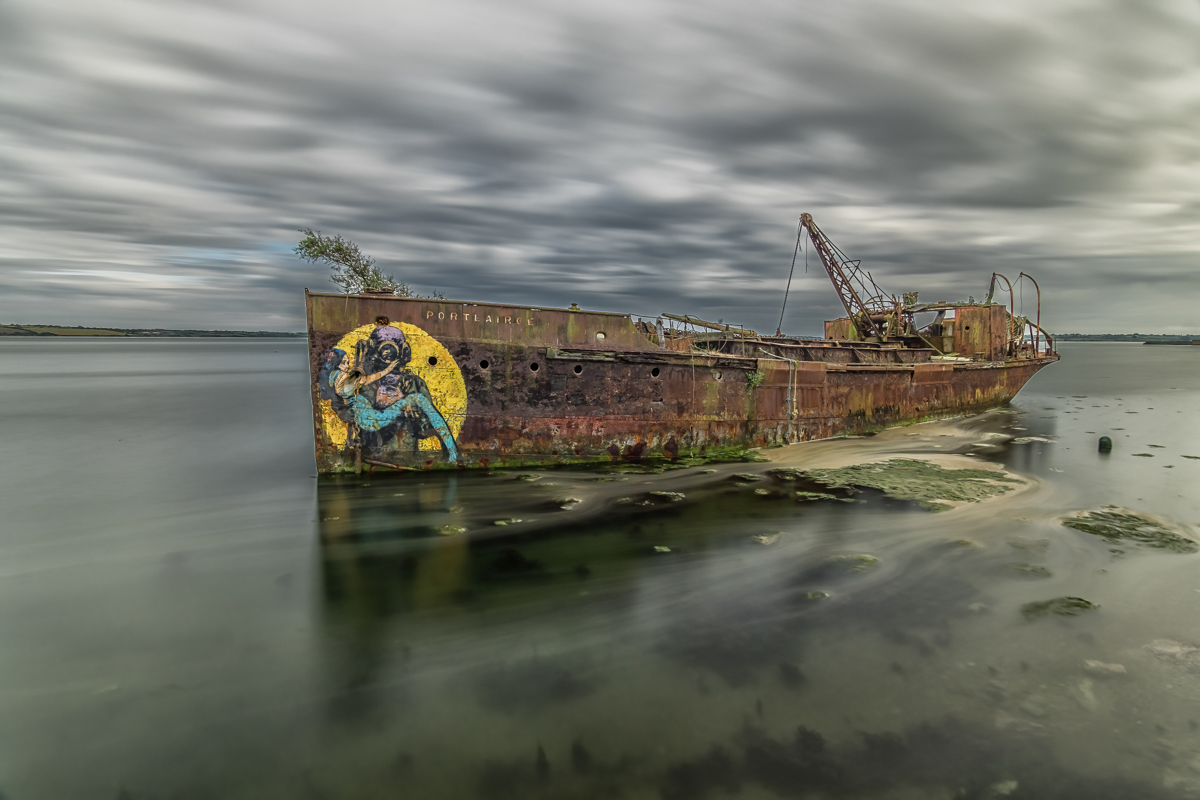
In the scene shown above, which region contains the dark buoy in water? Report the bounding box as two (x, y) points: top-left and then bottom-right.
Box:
(1098, 436), (1113, 453)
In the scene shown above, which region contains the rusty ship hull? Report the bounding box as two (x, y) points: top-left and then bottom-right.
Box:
(305, 291), (1058, 473)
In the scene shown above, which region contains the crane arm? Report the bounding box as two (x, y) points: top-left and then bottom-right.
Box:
(799, 213), (891, 339)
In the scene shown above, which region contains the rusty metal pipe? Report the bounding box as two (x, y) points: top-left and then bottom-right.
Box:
(1017, 272), (1043, 354)
(757, 348), (801, 419)
(364, 458), (409, 471)
(984, 273), (1017, 353)
(661, 313), (757, 338)
(985, 273), (1014, 319)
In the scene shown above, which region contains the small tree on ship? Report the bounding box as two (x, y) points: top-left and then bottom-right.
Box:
(295, 229), (438, 297)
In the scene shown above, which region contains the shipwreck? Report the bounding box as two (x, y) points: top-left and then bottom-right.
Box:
(305, 213), (1057, 472)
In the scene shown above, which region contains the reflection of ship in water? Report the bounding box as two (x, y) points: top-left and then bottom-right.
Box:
(319, 475), (472, 616)
(316, 406), (1047, 625)
(316, 466), (861, 620)
(318, 474), (463, 541)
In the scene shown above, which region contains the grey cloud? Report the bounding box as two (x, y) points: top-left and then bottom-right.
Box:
(1, 0), (1198, 333)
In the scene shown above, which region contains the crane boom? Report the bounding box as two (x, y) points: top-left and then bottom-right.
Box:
(798, 213), (894, 340)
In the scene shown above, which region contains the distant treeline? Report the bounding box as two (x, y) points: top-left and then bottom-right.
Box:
(1052, 333), (1200, 342)
(1, 324), (303, 338)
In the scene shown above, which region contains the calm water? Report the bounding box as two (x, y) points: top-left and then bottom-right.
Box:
(2, 339), (1199, 799)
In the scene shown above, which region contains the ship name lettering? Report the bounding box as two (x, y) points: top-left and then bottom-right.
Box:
(424, 309), (536, 326)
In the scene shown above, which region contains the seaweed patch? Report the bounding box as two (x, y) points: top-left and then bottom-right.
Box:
(797, 458), (1022, 511)
(826, 554), (880, 574)
(1063, 507), (1198, 554)
(1021, 596), (1096, 620)
(1006, 562), (1053, 578)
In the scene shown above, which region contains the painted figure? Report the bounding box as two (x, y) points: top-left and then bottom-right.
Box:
(327, 324), (460, 462)
(318, 347), (353, 423)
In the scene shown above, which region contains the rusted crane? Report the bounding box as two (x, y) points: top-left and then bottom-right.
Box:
(798, 213), (903, 341)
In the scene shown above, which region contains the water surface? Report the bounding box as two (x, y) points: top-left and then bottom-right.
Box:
(2, 340), (1199, 799)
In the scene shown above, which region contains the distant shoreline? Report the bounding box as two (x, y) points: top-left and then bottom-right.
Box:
(1052, 333), (1200, 343)
(1, 324), (303, 338)
(5, 325), (1197, 343)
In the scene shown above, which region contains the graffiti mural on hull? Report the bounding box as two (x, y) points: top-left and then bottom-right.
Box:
(316, 320), (466, 465)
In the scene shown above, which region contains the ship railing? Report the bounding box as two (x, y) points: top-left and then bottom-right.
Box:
(1019, 321), (1054, 357)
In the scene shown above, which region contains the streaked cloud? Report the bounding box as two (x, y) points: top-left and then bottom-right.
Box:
(2, 0), (1198, 332)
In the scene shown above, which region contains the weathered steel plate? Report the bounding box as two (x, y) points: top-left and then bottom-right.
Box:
(306, 291), (1057, 472)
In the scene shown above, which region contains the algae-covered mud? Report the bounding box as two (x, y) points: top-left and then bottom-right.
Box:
(797, 457), (1025, 511)
(1063, 507), (1199, 553)
(1020, 596), (1098, 620)
(4, 340), (1200, 800)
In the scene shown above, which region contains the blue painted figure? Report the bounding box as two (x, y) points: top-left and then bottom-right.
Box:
(327, 325), (460, 463)
(318, 347), (353, 423)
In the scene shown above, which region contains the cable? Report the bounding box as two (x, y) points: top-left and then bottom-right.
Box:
(776, 218), (803, 336)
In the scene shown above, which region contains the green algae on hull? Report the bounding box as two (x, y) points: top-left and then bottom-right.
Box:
(334, 444), (768, 474)
(1063, 507), (1199, 554)
(796, 458), (1022, 511)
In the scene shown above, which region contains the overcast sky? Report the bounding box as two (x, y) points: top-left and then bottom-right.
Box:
(2, 0), (1198, 334)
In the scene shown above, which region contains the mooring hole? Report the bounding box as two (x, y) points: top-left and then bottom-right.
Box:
(573, 364), (583, 374)
(530, 362), (540, 372)
(479, 359), (490, 370)
(428, 356), (438, 366)
(651, 367), (661, 378)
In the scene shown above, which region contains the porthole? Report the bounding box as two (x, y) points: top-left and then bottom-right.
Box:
(428, 356), (438, 366)
(651, 367), (661, 378)
(530, 362), (540, 372)
(573, 364), (583, 375)
(479, 359), (490, 370)
(595, 332), (606, 340)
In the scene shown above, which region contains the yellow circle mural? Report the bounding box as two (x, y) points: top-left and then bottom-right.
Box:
(319, 322), (467, 453)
